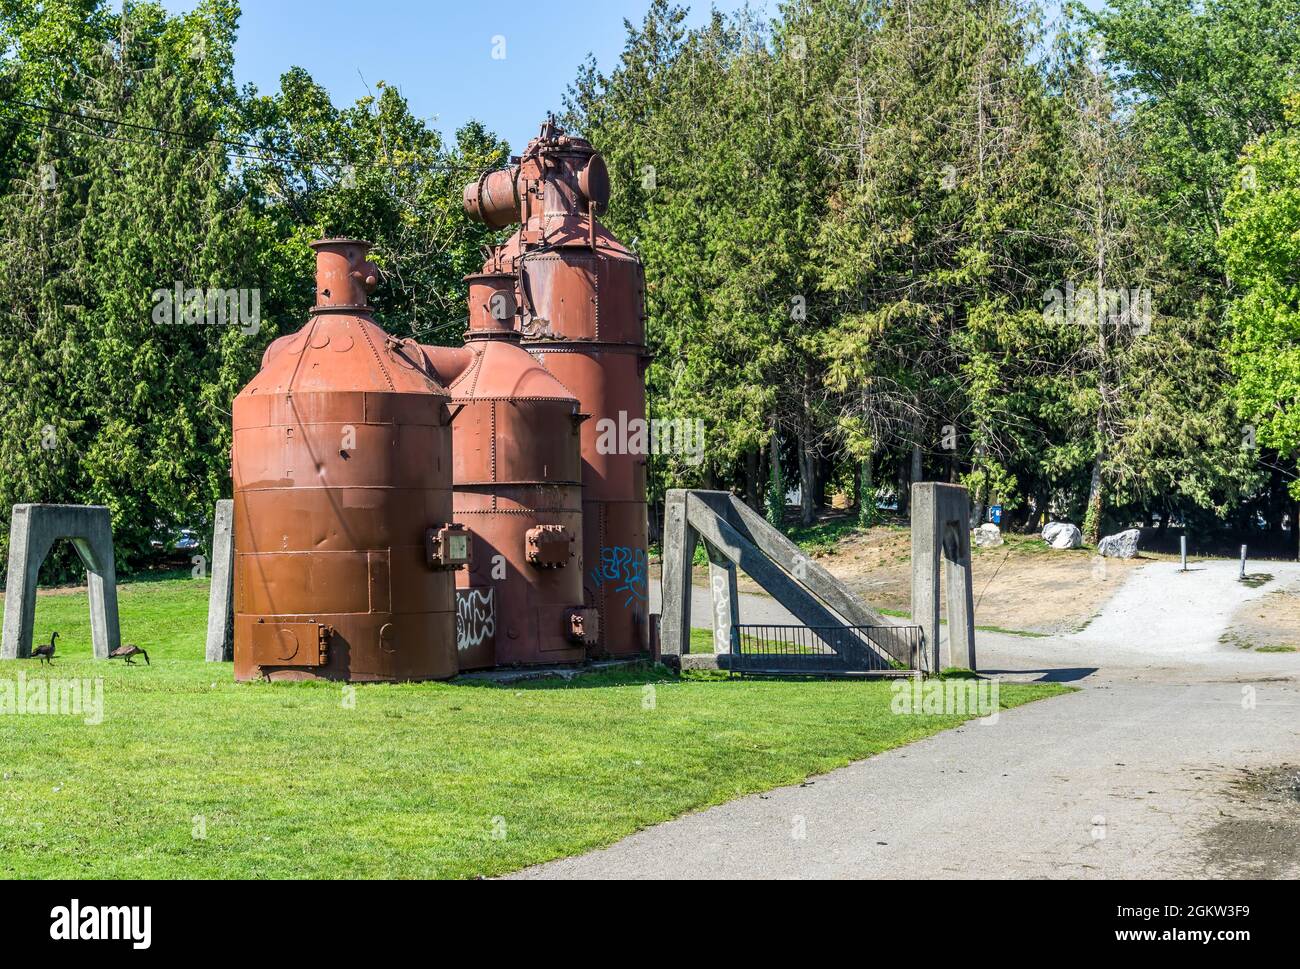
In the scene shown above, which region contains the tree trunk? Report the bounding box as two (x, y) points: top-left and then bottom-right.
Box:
(744, 448), (761, 511)
(766, 433), (783, 526)
(897, 450), (910, 517)
(858, 452), (875, 526)
(798, 430), (816, 526)
(1083, 452), (1103, 545)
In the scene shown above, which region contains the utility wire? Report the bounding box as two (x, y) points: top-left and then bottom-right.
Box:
(0, 96), (491, 176)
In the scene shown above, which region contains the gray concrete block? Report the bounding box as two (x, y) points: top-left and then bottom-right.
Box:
(658, 490), (698, 657)
(2, 504), (120, 660)
(910, 482), (976, 672)
(205, 499), (234, 662)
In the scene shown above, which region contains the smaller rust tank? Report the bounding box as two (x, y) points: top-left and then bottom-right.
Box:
(422, 271), (592, 669)
(231, 239), (468, 682)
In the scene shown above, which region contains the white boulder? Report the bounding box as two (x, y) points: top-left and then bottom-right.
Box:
(973, 523), (1003, 548)
(1098, 528), (1141, 558)
(1042, 521), (1082, 550)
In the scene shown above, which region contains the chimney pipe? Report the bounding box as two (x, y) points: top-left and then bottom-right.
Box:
(310, 238), (380, 312)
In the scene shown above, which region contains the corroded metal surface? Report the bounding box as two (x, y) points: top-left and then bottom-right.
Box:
(463, 121), (649, 658)
(232, 239), (461, 682)
(422, 278), (590, 670)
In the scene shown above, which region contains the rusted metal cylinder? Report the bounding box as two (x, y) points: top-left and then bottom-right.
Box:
(231, 239), (466, 682)
(422, 277), (592, 669)
(462, 169), (523, 229)
(463, 121), (649, 658)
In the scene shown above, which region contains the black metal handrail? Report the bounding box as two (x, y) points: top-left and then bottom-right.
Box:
(729, 623), (924, 677)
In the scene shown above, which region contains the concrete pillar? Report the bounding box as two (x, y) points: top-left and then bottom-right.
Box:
(658, 490), (698, 658)
(1, 504), (120, 660)
(910, 485), (942, 673)
(910, 483), (976, 672)
(943, 523), (976, 670)
(706, 543), (739, 654)
(205, 499), (234, 662)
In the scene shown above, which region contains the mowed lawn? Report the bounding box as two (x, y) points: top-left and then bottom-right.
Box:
(0, 573), (1069, 878)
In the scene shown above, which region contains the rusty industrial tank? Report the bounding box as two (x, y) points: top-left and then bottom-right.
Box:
(463, 120), (649, 658)
(231, 239), (468, 682)
(421, 272), (593, 669)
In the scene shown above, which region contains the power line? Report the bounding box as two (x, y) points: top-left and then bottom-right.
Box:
(0, 96), (491, 176)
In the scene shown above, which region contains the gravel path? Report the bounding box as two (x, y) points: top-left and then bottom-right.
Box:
(515, 560), (1300, 879)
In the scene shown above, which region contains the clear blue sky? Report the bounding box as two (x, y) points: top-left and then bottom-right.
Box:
(162, 0), (755, 153)
(161, 1), (1101, 152)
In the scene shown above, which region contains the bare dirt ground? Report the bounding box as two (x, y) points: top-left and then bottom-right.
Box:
(1204, 765), (1300, 879)
(1222, 577), (1300, 653)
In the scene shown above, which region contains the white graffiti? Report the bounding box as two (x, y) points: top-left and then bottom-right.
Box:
(711, 574), (732, 652)
(456, 588), (496, 651)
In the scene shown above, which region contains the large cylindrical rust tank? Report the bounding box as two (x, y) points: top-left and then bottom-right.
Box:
(421, 272), (593, 669)
(231, 239), (468, 682)
(463, 120), (649, 659)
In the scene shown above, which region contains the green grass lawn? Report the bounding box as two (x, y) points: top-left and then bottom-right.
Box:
(0, 573), (1068, 879)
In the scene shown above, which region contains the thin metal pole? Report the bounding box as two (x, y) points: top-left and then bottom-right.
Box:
(1180, 535), (1188, 572)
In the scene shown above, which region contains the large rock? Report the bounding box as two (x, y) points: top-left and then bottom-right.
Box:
(1042, 521), (1082, 550)
(973, 523), (1003, 548)
(1098, 527), (1141, 558)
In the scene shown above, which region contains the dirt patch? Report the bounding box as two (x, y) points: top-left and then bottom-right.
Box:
(1204, 765), (1300, 878)
(1222, 585), (1300, 652)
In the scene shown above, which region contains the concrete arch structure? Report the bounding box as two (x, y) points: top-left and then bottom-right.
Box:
(1, 504), (121, 660)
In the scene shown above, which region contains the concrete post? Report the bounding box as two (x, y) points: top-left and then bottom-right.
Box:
(911, 485), (942, 673)
(910, 483), (976, 672)
(943, 524), (977, 670)
(706, 543), (739, 654)
(205, 499), (234, 662)
(1239, 544), (1247, 581)
(1180, 535), (1188, 572)
(1, 504), (120, 659)
(658, 490), (698, 659)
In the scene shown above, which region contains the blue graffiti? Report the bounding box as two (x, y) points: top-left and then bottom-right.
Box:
(591, 546), (647, 609)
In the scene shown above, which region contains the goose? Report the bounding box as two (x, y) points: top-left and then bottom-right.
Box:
(32, 631), (57, 664)
(108, 643), (149, 666)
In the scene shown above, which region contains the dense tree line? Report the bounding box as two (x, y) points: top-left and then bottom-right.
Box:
(0, 0), (503, 576)
(0, 0), (1297, 578)
(568, 0), (1300, 552)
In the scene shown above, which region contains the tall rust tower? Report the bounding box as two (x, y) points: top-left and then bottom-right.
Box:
(463, 121), (649, 658)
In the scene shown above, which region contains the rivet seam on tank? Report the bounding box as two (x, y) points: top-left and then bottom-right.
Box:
(283, 318), (318, 396)
(355, 317), (396, 392)
(462, 347), (484, 398)
(489, 401), (498, 510)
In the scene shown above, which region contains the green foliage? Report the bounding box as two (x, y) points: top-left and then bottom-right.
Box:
(1221, 94), (1300, 497)
(0, 0), (1296, 574)
(0, 0), (506, 577)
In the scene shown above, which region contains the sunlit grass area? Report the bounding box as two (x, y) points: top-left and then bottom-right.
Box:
(0, 574), (1069, 878)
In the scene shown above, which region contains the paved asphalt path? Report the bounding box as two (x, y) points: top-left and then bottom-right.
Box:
(513, 561), (1300, 879)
